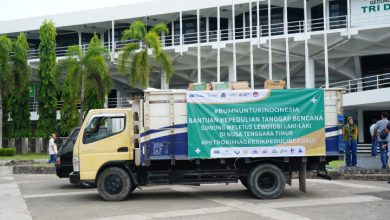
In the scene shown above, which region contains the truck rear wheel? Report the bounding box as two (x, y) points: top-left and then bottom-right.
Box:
(97, 167), (132, 201)
(248, 163), (285, 199)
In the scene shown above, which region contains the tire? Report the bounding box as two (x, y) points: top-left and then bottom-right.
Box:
(247, 163), (285, 199)
(239, 176), (249, 189)
(97, 167), (132, 201)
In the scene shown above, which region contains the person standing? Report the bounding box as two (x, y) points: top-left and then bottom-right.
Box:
(343, 117), (358, 167)
(47, 133), (58, 164)
(370, 119), (378, 156)
(374, 112), (389, 169)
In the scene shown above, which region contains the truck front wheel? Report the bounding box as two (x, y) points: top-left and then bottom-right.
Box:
(248, 163), (285, 199)
(97, 167), (132, 201)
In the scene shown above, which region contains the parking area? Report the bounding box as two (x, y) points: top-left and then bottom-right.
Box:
(2, 166), (390, 220)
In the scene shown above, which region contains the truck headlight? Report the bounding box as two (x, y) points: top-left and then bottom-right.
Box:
(73, 156), (80, 172)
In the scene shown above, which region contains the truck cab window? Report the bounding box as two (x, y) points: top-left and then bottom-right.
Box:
(83, 115), (126, 144)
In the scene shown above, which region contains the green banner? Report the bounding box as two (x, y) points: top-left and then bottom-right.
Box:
(29, 82), (35, 97)
(187, 89), (325, 159)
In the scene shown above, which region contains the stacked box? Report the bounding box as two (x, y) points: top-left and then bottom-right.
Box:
(264, 80), (286, 89)
(188, 82), (211, 91)
(231, 81), (250, 90)
(211, 82), (231, 90)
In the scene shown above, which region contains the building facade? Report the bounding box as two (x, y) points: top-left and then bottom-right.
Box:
(1, 0), (390, 143)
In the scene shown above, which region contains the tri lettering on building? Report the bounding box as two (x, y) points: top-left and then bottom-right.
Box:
(361, 1), (390, 13)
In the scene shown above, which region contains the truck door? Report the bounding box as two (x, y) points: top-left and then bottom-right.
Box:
(79, 112), (132, 180)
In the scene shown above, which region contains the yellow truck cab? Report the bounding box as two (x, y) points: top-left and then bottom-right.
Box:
(70, 89), (344, 201)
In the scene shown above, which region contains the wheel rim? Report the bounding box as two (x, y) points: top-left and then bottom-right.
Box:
(257, 172), (277, 192)
(104, 174), (123, 195)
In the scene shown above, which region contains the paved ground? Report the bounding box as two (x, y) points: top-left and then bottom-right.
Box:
(2, 166), (390, 220)
(356, 155), (383, 169)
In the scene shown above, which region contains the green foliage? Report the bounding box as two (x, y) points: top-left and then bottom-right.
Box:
(0, 148), (16, 156)
(82, 34), (111, 111)
(10, 33), (31, 138)
(0, 35), (13, 138)
(36, 20), (58, 137)
(58, 34), (111, 132)
(119, 21), (174, 88)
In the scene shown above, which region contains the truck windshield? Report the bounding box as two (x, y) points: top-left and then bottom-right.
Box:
(83, 115), (125, 144)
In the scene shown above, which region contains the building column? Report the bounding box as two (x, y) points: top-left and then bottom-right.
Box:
(323, 0), (329, 88)
(161, 71), (169, 90)
(180, 11), (183, 53)
(206, 16), (209, 42)
(171, 20), (175, 46)
(228, 63), (235, 82)
(111, 20), (115, 62)
(100, 32), (104, 44)
(354, 57), (363, 91)
(268, 0), (272, 80)
(197, 8), (201, 83)
(304, 0), (310, 88)
(232, 3), (237, 82)
(307, 59), (315, 88)
(107, 29), (111, 52)
(357, 109), (364, 143)
(249, 0), (254, 89)
(284, 0), (290, 88)
(217, 5), (221, 82)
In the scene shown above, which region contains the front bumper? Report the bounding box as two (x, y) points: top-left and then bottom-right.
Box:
(69, 171), (80, 185)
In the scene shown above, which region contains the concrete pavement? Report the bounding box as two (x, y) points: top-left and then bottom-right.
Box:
(0, 166), (32, 220)
(6, 172), (390, 220)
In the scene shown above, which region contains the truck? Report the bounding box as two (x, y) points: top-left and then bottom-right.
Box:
(70, 88), (344, 201)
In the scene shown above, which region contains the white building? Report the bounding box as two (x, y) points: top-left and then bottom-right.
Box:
(1, 0), (390, 143)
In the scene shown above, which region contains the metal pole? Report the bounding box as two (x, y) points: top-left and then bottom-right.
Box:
(180, 11), (183, 55)
(257, 0), (260, 48)
(197, 8), (201, 83)
(250, 1), (254, 89)
(232, 1), (237, 82)
(284, 0), (290, 88)
(347, 0), (351, 38)
(324, 0), (329, 88)
(268, 0), (272, 80)
(111, 20), (115, 62)
(217, 5), (221, 82)
(304, 0), (310, 88)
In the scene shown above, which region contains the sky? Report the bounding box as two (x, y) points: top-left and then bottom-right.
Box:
(0, 0), (150, 21)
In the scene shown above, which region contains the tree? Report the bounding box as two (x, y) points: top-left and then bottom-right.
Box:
(10, 33), (31, 138)
(0, 35), (13, 147)
(119, 20), (174, 88)
(36, 20), (58, 137)
(58, 33), (111, 133)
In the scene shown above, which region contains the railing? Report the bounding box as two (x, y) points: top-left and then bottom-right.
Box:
(25, 15), (349, 60)
(29, 97), (133, 112)
(323, 73), (390, 94)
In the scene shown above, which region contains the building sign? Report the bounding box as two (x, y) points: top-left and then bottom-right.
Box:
(351, 0), (390, 27)
(28, 82), (35, 97)
(187, 89), (326, 159)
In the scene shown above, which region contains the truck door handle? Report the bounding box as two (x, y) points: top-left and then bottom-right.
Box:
(117, 147), (128, 152)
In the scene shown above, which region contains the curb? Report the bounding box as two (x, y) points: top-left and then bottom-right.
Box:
(13, 165), (56, 174)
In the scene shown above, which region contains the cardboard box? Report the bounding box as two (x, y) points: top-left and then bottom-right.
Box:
(264, 80), (286, 89)
(188, 82), (211, 91)
(231, 81), (250, 90)
(211, 82), (231, 90)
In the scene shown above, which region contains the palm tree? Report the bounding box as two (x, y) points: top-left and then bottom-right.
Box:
(119, 20), (174, 88)
(0, 35), (13, 147)
(58, 33), (111, 127)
